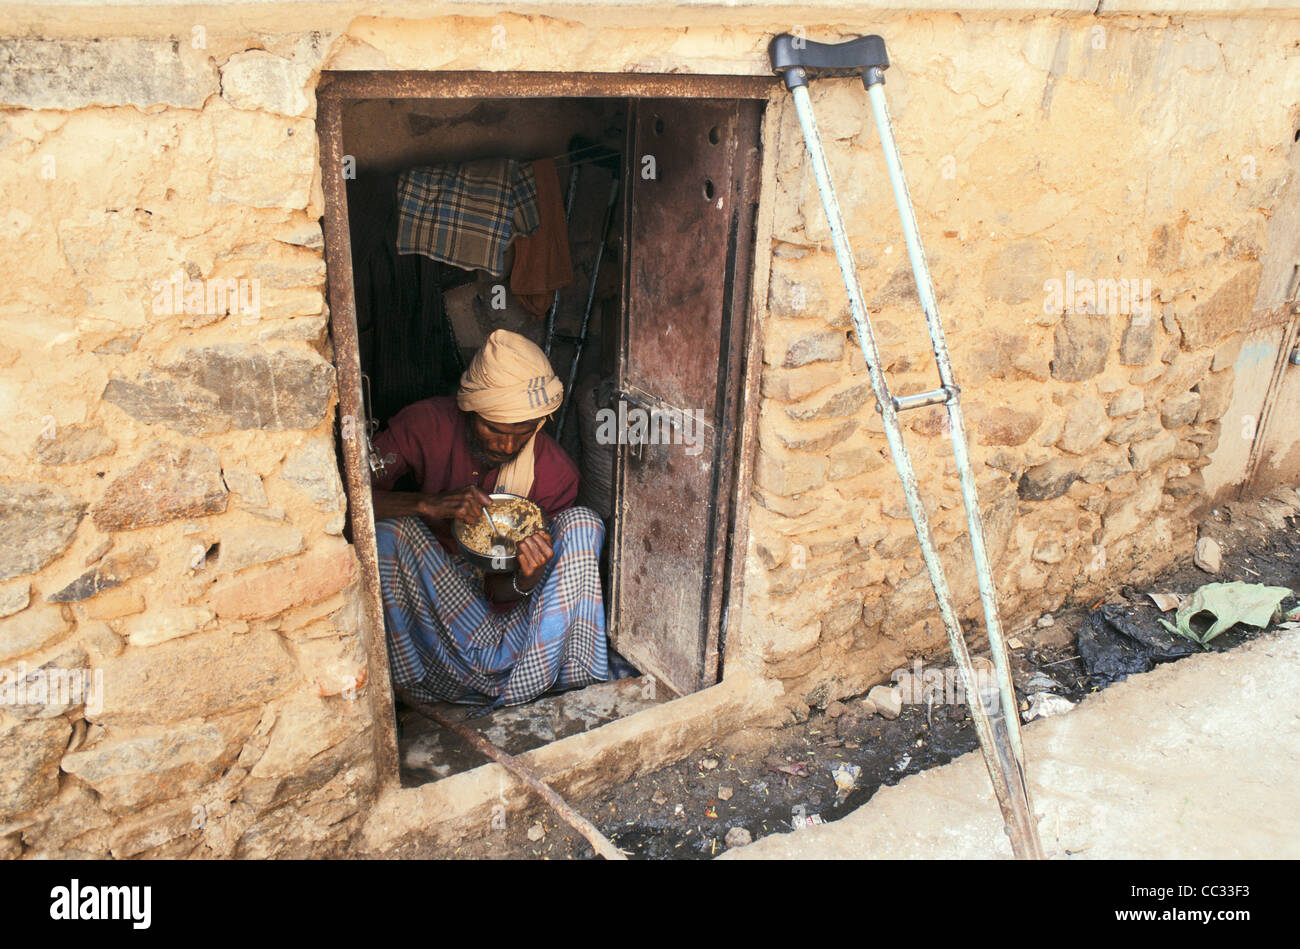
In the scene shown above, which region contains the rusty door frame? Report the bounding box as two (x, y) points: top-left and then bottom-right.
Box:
(317, 71), (777, 788)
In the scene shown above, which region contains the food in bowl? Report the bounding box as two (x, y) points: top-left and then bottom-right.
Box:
(454, 494), (546, 558)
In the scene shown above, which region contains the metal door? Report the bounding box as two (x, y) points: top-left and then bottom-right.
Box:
(610, 97), (763, 695)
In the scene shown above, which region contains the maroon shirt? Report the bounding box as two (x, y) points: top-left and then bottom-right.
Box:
(371, 395), (579, 557)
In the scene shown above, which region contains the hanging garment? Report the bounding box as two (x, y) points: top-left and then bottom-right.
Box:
(396, 158), (541, 277)
(353, 173), (470, 425)
(509, 158), (574, 317)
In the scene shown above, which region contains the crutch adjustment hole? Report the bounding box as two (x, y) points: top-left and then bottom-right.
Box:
(703, 178), (715, 200)
(708, 126), (721, 145)
(654, 116), (665, 136)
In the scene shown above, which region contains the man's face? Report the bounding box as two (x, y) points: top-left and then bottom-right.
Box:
(466, 413), (543, 468)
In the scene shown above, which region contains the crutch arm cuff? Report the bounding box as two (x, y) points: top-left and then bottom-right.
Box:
(768, 33), (890, 89)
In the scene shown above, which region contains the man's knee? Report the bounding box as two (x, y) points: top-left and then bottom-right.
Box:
(551, 505), (605, 550)
(375, 516), (428, 559)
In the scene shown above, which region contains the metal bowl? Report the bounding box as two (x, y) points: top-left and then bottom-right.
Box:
(452, 493), (547, 574)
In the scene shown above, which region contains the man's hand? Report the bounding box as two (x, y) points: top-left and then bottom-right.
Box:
(515, 531), (553, 592)
(429, 485), (495, 524)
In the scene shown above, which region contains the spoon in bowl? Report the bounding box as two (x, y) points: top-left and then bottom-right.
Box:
(481, 506), (514, 560)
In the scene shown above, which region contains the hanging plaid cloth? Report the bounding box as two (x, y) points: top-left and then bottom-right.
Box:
(395, 158), (541, 277)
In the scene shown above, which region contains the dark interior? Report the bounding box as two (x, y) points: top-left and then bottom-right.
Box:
(341, 96), (629, 595)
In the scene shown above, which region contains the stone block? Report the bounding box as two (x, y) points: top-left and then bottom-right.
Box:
(1057, 398), (1109, 455)
(1176, 263), (1263, 350)
(0, 484), (86, 581)
(0, 604), (73, 662)
(103, 372), (232, 436)
(1107, 388), (1144, 418)
(1051, 313), (1110, 382)
(1018, 459), (1080, 501)
(91, 441), (227, 531)
(47, 547), (157, 602)
(761, 366), (840, 403)
(754, 447), (827, 497)
(1130, 432), (1179, 473)
(975, 407), (1041, 447)
(0, 581), (30, 618)
(1194, 371), (1234, 424)
(34, 425), (116, 466)
(1160, 391), (1201, 429)
(215, 522), (305, 575)
(0, 718), (70, 820)
(220, 50), (314, 117)
(0, 38), (218, 110)
(982, 240), (1050, 304)
(87, 630), (298, 727)
(122, 607), (214, 648)
(1119, 315), (1155, 365)
(1106, 412), (1162, 445)
(240, 694), (370, 812)
(61, 709), (260, 813)
(160, 345), (335, 432)
(209, 541), (359, 620)
(1079, 447), (1132, 484)
(781, 331), (844, 368)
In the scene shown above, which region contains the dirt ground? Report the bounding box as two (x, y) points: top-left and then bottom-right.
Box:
(445, 489), (1300, 859)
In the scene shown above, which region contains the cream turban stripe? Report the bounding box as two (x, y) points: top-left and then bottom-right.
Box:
(457, 329), (563, 497)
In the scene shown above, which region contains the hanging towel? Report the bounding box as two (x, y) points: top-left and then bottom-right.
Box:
(509, 158), (574, 318)
(396, 158), (541, 277)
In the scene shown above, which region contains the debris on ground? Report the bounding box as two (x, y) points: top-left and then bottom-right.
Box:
(724, 827), (752, 848)
(831, 763), (861, 804)
(1147, 592), (1185, 612)
(866, 684), (902, 719)
(766, 757), (809, 779)
(791, 811), (824, 830)
(1076, 603), (1200, 681)
(700, 757), (719, 771)
(1159, 581), (1292, 646)
(717, 785), (733, 801)
(1194, 536), (1223, 573)
(1023, 692), (1075, 722)
(1023, 672), (1063, 694)
(1036, 613), (1055, 628)
(526, 822), (545, 842)
(825, 700), (847, 719)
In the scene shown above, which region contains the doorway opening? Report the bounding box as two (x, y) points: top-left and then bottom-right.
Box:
(318, 73), (769, 787)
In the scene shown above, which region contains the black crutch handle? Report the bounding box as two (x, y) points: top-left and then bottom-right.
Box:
(768, 33), (890, 90)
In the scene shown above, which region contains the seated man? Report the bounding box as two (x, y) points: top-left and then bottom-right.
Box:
(371, 329), (628, 708)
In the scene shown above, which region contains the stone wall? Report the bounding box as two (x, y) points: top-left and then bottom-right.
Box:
(0, 28), (378, 858)
(726, 16), (1300, 711)
(0, 4), (1296, 856)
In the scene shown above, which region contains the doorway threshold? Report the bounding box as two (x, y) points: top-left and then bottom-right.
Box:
(397, 677), (672, 786)
(357, 670), (783, 857)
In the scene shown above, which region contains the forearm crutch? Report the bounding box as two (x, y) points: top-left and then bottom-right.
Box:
(769, 33), (1043, 859)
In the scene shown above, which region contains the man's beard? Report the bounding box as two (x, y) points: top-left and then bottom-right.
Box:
(466, 425), (518, 468)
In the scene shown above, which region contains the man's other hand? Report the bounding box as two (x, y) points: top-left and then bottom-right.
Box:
(433, 485), (495, 524)
(515, 531), (553, 592)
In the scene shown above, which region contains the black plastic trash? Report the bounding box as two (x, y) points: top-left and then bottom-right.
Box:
(1076, 603), (1200, 681)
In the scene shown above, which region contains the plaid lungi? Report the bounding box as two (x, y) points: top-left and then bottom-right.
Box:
(395, 158), (541, 277)
(376, 506), (611, 708)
